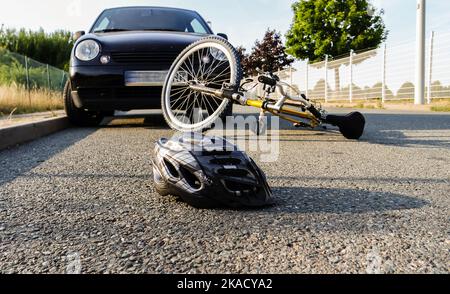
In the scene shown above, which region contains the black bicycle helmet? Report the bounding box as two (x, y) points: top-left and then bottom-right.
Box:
(152, 133), (274, 208)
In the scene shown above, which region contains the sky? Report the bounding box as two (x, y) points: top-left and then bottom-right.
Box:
(0, 0), (449, 51)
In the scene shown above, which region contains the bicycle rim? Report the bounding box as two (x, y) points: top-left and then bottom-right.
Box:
(163, 41), (237, 131)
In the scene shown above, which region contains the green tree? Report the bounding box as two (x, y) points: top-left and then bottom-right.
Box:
(286, 0), (387, 91)
(245, 29), (294, 77)
(0, 26), (74, 70)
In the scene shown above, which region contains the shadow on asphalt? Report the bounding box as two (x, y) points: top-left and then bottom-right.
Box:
(0, 128), (97, 187)
(269, 186), (430, 214)
(22, 171), (150, 180)
(100, 111), (450, 149)
(360, 113), (450, 149)
(273, 175), (449, 185)
(188, 185), (429, 214)
(257, 112), (450, 148)
(101, 114), (170, 130)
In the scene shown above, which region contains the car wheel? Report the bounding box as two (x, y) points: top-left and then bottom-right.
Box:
(64, 81), (105, 127)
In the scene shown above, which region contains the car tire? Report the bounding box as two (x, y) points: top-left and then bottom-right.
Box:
(64, 80), (105, 127)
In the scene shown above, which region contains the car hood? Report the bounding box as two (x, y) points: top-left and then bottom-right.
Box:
(81, 31), (207, 52)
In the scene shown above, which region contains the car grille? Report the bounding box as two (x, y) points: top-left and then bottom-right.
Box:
(110, 51), (180, 66)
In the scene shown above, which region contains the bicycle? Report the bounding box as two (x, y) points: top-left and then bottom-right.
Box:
(161, 36), (366, 140)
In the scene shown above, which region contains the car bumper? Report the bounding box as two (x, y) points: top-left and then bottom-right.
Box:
(70, 66), (166, 111)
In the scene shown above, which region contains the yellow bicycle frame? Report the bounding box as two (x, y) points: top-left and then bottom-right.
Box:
(187, 84), (321, 128)
(245, 99), (321, 128)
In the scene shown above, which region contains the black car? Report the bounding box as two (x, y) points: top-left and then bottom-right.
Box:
(65, 6), (229, 126)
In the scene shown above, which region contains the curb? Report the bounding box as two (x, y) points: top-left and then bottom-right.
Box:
(0, 117), (70, 151)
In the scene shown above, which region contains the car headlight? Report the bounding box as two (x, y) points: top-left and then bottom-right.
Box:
(75, 40), (100, 61)
(210, 48), (227, 62)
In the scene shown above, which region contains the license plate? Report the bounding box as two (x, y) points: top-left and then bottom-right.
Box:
(124, 71), (168, 86)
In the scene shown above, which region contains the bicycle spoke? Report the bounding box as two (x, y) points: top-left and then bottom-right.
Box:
(203, 59), (228, 81)
(174, 98), (190, 116)
(164, 40), (237, 129)
(199, 93), (209, 118)
(202, 92), (218, 115)
(187, 92), (198, 121)
(196, 49), (204, 80)
(170, 86), (191, 104)
(204, 92), (222, 108)
(170, 86), (190, 97)
(200, 48), (209, 80)
(178, 65), (195, 81)
(207, 66), (232, 84)
(212, 95), (223, 108)
(186, 52), (197, 80)
(174, 89), (193, 113)
(170, 89), (192, 108)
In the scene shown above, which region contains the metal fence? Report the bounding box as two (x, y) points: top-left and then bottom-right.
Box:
(278, 30), (450, 103)
(0, 47), (68, 92)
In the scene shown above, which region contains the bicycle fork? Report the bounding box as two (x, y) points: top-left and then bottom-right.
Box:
(188, 83), (322, 127)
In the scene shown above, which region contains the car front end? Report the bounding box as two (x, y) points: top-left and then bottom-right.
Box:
(67, 6), (217, 122)
(70, 31), (206, 111)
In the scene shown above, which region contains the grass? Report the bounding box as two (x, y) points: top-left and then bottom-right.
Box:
(376, 100), (384, 109)
(353, 101), (384, 110)
(0, 84), (63, 117)
(354, 102), (365, 109)
(430, 104), (450, 112)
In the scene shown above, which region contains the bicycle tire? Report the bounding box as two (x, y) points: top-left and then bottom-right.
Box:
(161, 36), (242, 132)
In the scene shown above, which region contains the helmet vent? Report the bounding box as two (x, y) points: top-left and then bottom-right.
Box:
(202, 150), (232, 156)
(218, 168), (249, 178)
(210, 158), (242, 165)
(223, 180), (254, 193)
(164, 159), (179, 178)
(179, 166), (202, 190)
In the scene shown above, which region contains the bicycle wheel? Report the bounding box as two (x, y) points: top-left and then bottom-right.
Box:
(162, 36), (242, 132)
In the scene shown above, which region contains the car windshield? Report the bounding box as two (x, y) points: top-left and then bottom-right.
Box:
(92, 7), (211, 34)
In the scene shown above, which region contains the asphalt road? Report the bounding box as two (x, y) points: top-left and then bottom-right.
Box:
(0, 108), (449, 274)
